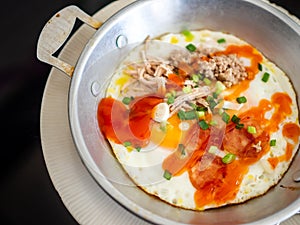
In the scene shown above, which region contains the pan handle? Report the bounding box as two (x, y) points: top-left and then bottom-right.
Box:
(37, 5), (102, 77)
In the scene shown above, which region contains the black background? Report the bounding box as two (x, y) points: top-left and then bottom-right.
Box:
(0, 0), (299, 224)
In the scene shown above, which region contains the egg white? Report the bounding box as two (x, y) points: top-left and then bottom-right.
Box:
(103, 30), (299, 210)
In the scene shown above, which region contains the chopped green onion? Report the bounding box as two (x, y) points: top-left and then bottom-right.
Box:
(247, 126), (257, 134)
(215, 81), (226, 95)
(165, 92), (172, 98)
(197, 106), (208, 112)
(177, 110), (186, 120)
(236, 96), (247, 104)
(270, 139), (277, 147)
(189, 102), (197, 110)
(258, 63), (263, 71)
(123, 141), (131, 147)
(178, 144), (186, 156)
(199, 120), (209, 130)
(166, 91), (176, 104)
(197, 111), (205, 118)
(222, 153), (236, 164)
(181, 30), (194, 41)
(213, 92), (219, 99)
(209, 120), (218, 126)
(198, 73), (204, 80)
(191, 73), (204, 81)
(203, 77), (211, 85)
(183, 86), (192, 93)
(160, 122), (167, 132)
(181, 30), (192, 36)
(192, 74), (200, 83)
(206, 96), (218, 111)
(122, 96), (133, 105)
(177, 110), (197, 120)
(222, 112), (230, 124)
(171, 90), (176, 96)
(163, 170), (172, 180)
(136, 146), (142, 152)
(235, 123), (244, 129)
(231, 115), (240, 124)
(186, 43), (197, 52)
(167, 95), (175, 104)
(217, 38), (226, 44)
(208, 145), (218, 154)
(184, 110), (197, 120)
(262, 72), (270, 82)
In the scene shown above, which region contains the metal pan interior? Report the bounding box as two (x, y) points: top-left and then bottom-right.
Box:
(69, 0), (300, 224)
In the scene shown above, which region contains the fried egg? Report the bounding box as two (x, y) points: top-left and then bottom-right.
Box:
(97, 30), (300, 210)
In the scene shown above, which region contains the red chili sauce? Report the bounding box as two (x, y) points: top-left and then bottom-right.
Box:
(97, 44), (300, 209)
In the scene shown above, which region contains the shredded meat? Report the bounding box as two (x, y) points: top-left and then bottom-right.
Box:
(168, 86), (211, 116)
(122, 38), (248, 117)
(123, 38), (176, 96)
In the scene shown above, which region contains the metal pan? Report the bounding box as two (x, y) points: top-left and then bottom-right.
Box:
(37, 0), (300, 224)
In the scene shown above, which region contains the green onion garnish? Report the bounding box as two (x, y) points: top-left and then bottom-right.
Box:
(167, 95), (175, 104)
(231, 114), (244, 129)
(186, 43), (197, 52)
(165, 92), (172, 97)
(209, 120), (218, 126)
(189, 102), (197, 110)
(199, 120), (209, 130)
(270, 139), (277, 147)
(236, 96), (247, 104)
(231, 115), (240, 124)
(222, 112), (230, 124)
(247, 126), (257, 134)
(262, 72), (270, 82)
(183, 86), (192, 93)
(206, 96), (218, 111)
(235, 123), (244, 129)
(192, 74), (200, 83)
(198, 73), (204, 80)
(178, 144), (186, 156)
(197, 111), (205, 118)
(136, 146), (142, 152)
(181, 30), (194, 41)
(177, 110), (186, 120)
(163, 170), (172, 180)
(177, 110), (197, 120)
(184, 110), (197, 120)
(215, 81), (226, 95)
(123, 141), (131, 147)
(197, 106), (208, 112)
(181, 30), (192, 36)
(218, 108), (224, 115)
(217, 38), (226, 44)
(203, 77), (211, 85)
(122, 96), (133, 105)
(258, 63), (263, 71)
(213, 92), (219, 99)
(222, 153), (236, 164)
(160, 122), (167, 132)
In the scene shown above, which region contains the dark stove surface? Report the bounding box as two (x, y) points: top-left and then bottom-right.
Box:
(0, 1), (299, 224)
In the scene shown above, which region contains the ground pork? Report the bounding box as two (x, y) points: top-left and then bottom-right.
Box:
(206, 54), (248, 87)
(170, 49), (248, 88)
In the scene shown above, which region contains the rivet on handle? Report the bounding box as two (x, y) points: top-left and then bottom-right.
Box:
(37, 5), (102, 77)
